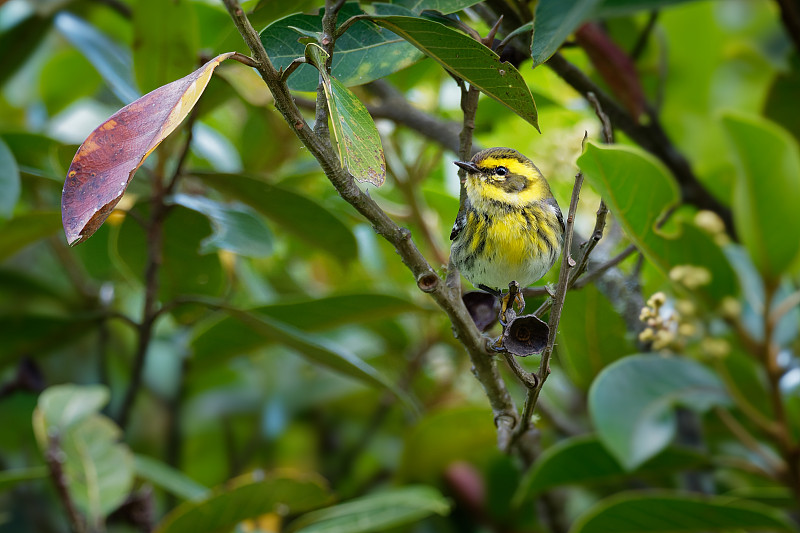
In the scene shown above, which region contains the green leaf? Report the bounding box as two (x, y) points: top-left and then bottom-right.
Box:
(287, 485), (451, 533)
(133, 0), (199, 93)
(133, 455), (208, 501)
(591, 0), (698, 18)
(570, 491), (798, 533)
(260, 3), (423, 92)
(391, 0), (482, 14)
(0, 211), (64, 261)
(191, 293), (421, 362)
(222, 310), (414, 408)
(59, 416), (135, 525)
(154, 471), (331, 533)
(399, 407), (497, 482)
(556, 285), (633, 390)
(588, 355), (730, 470)
(38, 48), (103, 117)
(192, 173), (357, 261)
(0, 466), (48, 492)
(369, 15), (539, 131)
(516, 435), (707, 501)
(305, 44), (386, 185)
(0, 132), (71, 181)
(0, 137), (20, 219)
(168, 194), (274, 258)
(531, 0), (602, 67)
(53, 12), (139, 103)
(119, 205), (225, 301)
(721, 112), (800, 285)
(35, 384), (110, 435)
(0, 314), (98, 366)
(577, 142), (737, 301)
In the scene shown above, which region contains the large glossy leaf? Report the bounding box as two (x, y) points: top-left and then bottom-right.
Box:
(154, 471), (331, 533)
(192, 173), (357, 261)
(588, 355), (730, 470)
(260, 3), (423, 92)
(556, 285), (633, 390)
(53, 12), (139, 104)
(531, 0), (602, 67)
(305, 44), (386, 185)
(0, 211), (63, 261)
(61, 53), (234, 245)
(0, 138), (20, 219)
(287, 485), (451, 533)
(191, 293), (421, 362)
(721, 113), (800, 285)
(370, 16), (539, 131)
(399, 407), (497, 482)
(218, 310), (413, 407)
(516, 435), (707, 500)
(577, 142), (737, 301)
(168, 194), (274, 258)
(133, 455), (208, 501)
(570, 491), (798, 533)
(133, 0), (199, 93)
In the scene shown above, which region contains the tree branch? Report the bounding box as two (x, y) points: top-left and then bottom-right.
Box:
(221, 0), (518, 448)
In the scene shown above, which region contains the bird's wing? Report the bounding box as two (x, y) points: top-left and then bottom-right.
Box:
(547, 196), (565, 234)
(450, 209), (467, 241)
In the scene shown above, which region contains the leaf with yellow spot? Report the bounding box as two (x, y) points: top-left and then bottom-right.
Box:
(61, 52), (234, 245)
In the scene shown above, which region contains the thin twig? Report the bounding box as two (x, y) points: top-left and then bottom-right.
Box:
(221, 0), (518, 449)
(512, 162), (584, 447)
(572, 244), (637, 289)
(280, 57), (306, 83)
(630, 10), (659, 61)
(714, 406), (785, 477)
(230, 52), (259, 68)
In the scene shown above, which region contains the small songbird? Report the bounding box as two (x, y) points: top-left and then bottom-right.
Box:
(450, 147), (564, 303)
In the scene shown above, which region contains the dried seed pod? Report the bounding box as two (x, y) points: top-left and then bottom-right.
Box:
(462, 291), (501, 332)
(501, 313), (549, 356)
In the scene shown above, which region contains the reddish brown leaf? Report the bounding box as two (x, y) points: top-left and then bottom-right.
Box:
(61, 52), (234, 245)
(575, 23), (645, 121)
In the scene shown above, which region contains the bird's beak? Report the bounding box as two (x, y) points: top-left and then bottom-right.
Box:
(454, 160), (480, 173)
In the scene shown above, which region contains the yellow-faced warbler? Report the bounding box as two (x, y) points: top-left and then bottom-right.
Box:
(450, 147), (564, 298)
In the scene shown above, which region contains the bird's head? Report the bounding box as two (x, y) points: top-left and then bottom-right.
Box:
(454, 147), (550, 207)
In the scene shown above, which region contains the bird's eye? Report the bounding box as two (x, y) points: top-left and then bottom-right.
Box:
(495, 166), (508, 176)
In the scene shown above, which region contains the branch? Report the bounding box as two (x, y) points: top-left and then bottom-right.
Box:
(221, 0), (518, 448)
(512, 163), (583, 445)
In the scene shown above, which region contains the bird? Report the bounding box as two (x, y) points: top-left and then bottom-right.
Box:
(449, 147), (564, 314)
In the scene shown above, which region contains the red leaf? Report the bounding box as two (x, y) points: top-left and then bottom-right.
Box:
(61, 52), (234, 245)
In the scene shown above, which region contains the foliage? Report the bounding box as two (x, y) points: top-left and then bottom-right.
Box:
(0, 0), (799, 531)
